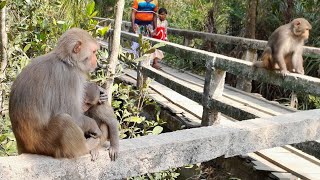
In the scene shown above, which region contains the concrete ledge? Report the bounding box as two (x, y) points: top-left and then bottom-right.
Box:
(1, 110), (320, 179)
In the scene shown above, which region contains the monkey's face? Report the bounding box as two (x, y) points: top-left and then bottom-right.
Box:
(301, 29), (310, 40)
(292, 18), (312, 40)
(74, 42), (99, 73)
(86, 42), (99, 72)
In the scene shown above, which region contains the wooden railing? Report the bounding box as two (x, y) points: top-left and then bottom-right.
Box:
(95, 17), (320, 55)
(101, 27), (320, 125)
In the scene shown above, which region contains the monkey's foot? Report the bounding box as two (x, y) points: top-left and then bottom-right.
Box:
(86, 138), (100, 161)
(90, 148), (99, 161)
(279, 69), (289, 77)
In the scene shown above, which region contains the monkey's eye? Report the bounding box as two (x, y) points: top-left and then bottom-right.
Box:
(86, 102), (93, 106)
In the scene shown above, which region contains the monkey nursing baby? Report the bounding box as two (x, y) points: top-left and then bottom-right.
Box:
(254, 18), (312, 76)
(9, 28), (119, 161)
(83, 82), (119, 161)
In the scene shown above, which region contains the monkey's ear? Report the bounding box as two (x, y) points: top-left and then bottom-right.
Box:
(294, 20), (301, 26)
(73, 41), (82, 54)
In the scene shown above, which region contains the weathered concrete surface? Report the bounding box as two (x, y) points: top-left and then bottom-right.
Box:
(1, 110), (320, 180)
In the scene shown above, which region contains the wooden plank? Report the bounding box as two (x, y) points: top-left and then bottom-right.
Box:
(140, 65), (269, 120)
(248, 153), (287, 172)
(283, 145), (320, 166)
(160, 63), (295, 116)
(257, 147), (320, 180)
(270, 172), (298, 179)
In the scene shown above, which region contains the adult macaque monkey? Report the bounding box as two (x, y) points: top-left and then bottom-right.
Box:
(254, 18), (312, 76)
(83, 82), (120, 161)
(9, 28), (103, 159)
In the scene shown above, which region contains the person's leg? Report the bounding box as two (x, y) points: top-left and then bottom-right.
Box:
(152, 58), (161, 69)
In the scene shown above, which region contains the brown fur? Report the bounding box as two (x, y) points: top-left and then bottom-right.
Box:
(9, 28), (102, 159)
(254, 18), (311, 75)
(83, 82), (120, 161)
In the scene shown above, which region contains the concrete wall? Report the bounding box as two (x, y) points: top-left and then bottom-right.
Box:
(0, 110), (320, 179)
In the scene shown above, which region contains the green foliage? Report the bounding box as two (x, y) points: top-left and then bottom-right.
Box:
(0, 114), (16, 156)
(0, 1), (6, 9)
(119, 34), (165, 68)
(130, 168), (180, 180)
(112, 83), (165, 139)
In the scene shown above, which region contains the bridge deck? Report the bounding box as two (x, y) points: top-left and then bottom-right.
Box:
(123, 62), (320, 179)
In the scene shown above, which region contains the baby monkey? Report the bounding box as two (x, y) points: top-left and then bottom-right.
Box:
(254, 18), (312, 76)
(83, 82), (119, 161)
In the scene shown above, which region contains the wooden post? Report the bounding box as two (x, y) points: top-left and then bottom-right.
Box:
(236, 49), (257, 92)
(202, 57), (226, 126)
(183, 37), (192, 47)
(290, 91), (298, 109)
(123, 24), (130, 32)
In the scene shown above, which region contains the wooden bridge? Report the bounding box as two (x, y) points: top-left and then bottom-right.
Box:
(1, 18), (320, 179)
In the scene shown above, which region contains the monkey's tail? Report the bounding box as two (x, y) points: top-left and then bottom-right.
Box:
(253, 48), (272, 69)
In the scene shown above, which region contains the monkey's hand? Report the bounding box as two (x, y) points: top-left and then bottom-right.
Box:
(98, 86), (108, 104)
(86, 130), (102, 139)
(108, 145), (119, 161)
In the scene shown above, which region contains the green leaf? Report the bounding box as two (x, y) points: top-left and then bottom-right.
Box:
(52, 18), (57, 25)
(152, 42), (166, 49)
(134, 55), (149, 62)
(120, 133), (127, 139)
(89, 11), (98, 18)
(0, 1), (6, 9)
(0, 134), (6, 142)
(124, 116), (143, 123)
(122, 109), (132, 118)
(144, 48), (156, 54)
(97, 25), (110, 37)
(119, 94), (128, 100)
(86, 1), (95, 15)
(112, 83), (119, 93)
(112, 100), (122, 108)
(5, 140), (13, 149)
(57, 20), (65, 25)
(152, 126), (163, 135)
(23, 44), (31, 52)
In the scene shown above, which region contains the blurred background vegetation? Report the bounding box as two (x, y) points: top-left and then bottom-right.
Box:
(1, 0), (320, 179)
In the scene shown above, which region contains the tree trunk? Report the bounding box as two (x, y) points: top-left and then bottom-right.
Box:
(285, 0), (294, 23)
(202, 6), (217, 52)
(103, 0), (125, 105)
(284, 0), (297, 108)
(236, 0), (257, 92)
(0, 6), (7, 115)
